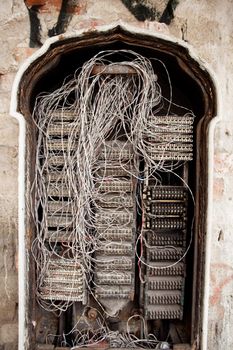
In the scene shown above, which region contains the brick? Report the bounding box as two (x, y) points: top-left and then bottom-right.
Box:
(0, 323), (18, 344)
(0, 73), (16, 93)
(25, 0), (46, 6)
(213, 177), (224, 200)
(13, 47), (37, 64)
(214, 153), (233, 174)
(0, 230), (17, 274)
(0, 275), (18, 303)
(137, 20), (169, 34)
(0, 3), (15, 23)
(41, 0), (61, 10)
(0, 93), (11, 114)
(40, 1), (86, 14)
(4, 344), (18, 350)
(0, 301), (16, 324)
(0, 146), (18, 196)
(0, 115), (18, 148)
(78, 19), (106, 31)
(0, 197), (17, 221)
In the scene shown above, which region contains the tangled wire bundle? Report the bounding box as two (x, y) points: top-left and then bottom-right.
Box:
(31, 50), (195, 348)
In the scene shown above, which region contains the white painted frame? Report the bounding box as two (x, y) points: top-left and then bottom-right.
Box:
(10, 21), (221, 350)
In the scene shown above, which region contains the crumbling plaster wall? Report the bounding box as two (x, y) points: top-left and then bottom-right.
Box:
(0, 1), (232, 349)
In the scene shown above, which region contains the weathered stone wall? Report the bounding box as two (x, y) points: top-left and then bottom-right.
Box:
(0, 1), (232, 348)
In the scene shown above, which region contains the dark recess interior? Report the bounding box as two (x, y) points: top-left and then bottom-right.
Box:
(30, 41), (205, 349)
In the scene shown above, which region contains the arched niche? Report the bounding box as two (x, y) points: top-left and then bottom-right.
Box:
(11, 23), (218, 350)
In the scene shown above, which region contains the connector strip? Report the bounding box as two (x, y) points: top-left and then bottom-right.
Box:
(97, 227), (133, 241)
(148, 115), (194, 126)
(97, 141), (134, 161)
(145, 202), (186, 216)
(95, 257), (133, 271)
(95, 210), (133, 226)
(47, 183), (72, 197)
(47, 215), (73, 228)
(144, 186), (188, 201)
(40, 258), (85, 303)
(145, 305), (183, 320)
(144, 114), (194, 161)
(144, 217), (186, 230)
(47, 139), (77, 151)
(148, 277), (184, 290)
(97, 242), (133, 256)
(146, 231), (185, 247)
(147, 262), (185, 277)
(94, 139), (138, 314)
(143, 182), (188, 320)
(50, 110), (77, 121)
(47, 122), (78, 136)
(96, 271), (132, 285)
(95, 193), (133, 208)
(147, 291), (182, 305)
(95, 179), (133, 193)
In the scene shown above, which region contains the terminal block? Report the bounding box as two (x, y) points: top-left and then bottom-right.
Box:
(47, 182), (72, 198)
(95, 285), (133, 300)
(96, 227), (133, 241)
(147, 276), (184, 290)
(95, 193), (133, 208)
(95, 179), (133, 193)
(146, 231), (186, 247)
(97, 242), (133, 256)
(144, 185), (188, 201)
(147, 262), (185, 277)
(96, 162), (137, 177)
(50, 110), (77, 122)
(144, 217), (187, 230)
(95, 256), (133, 271)
(47, 215), (73, 228)
(39, 258), (86, 303)
(149, 115), (194, 125)
(39, 109), (80, 251)
(145, 305), (183, 320)
(47, 139), (76, 152)
(95, 271), (132, 285)
(148, 133), (193, 143)
(94, 138), (138, 316)
(47, 155), (68, 167)
(44, 229), (74, 242)
(147, 290), (182, 305)
(145, 202), (187, 216)
(47, 122), (77, 137)
(143, 183), (188, 320)
(97, 141), (134, 161)
(148, 153), (193, 161)
(144, 115), (194, 161)
(95, 209), (133, 226)
(143, 185), (188, 229)
(148, 248), (185, 262)
(48, 201), (72, 214)
(147, 143), (193, 153)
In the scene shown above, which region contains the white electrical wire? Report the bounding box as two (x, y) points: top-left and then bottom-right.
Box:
(31, 49), (196, 348)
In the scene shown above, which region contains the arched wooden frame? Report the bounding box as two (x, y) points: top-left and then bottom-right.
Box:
(11, 23), (218, 350)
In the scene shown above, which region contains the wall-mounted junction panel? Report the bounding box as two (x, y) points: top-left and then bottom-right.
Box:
(22, 36), (214, 350)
